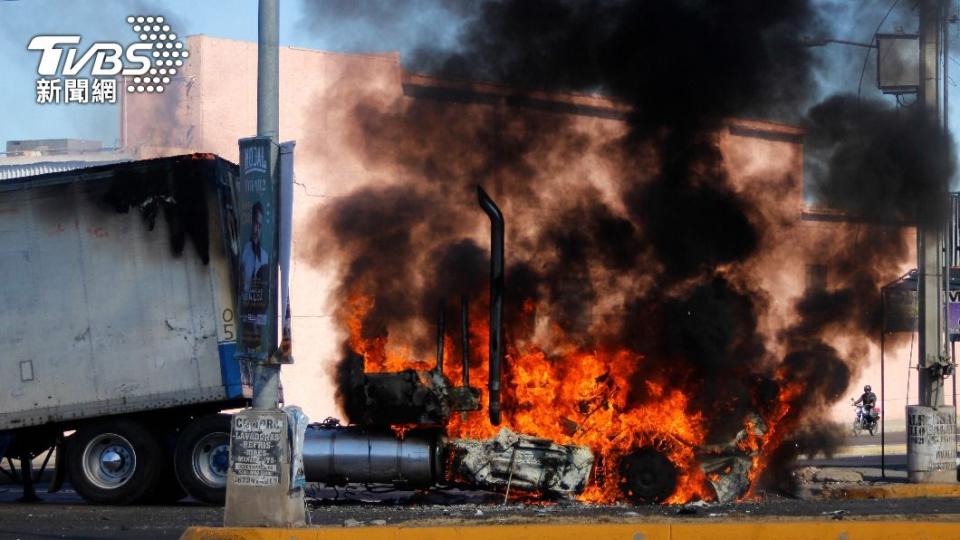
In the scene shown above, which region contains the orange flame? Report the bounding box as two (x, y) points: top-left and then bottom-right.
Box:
(742, 371), (804, 497)
(344, 291), (794, 504)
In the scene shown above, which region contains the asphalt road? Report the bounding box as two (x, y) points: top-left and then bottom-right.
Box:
(1, 435), (956, 540)
(844, 430), (906, 447)
(3, 479), (960, 539)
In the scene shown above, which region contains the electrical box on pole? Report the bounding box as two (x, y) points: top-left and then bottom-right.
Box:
(876, 33), (920, 94)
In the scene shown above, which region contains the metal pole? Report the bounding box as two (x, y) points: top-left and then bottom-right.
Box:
(257, 0), (279, 141)
(478, 187), (504, 426)
(881, 291), (886, 478)
(252, 0), (281, 409)
(949, 20), (958, 415)
(908, 0), (958, 485)
(944, 1), (950, 135)
(461, 295), (471, 422)
(436, 302), (445, 375)
(952, 193), (957, 411)
(917, 0), (945, 409)
(461, 294), (470, 388)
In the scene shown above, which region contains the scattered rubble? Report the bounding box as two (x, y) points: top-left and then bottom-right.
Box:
(676, 500), (714, 515)
(821, 509), (848, 520)
(700, 455), (754, 504)
(793, 466), (864, 484)
(698, 413), (769, 503)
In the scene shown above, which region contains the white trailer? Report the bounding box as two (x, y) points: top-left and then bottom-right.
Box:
(0, 154), (251, 505)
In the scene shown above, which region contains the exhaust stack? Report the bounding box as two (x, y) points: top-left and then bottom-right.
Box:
(477, 186), (504, 425)
(435, 301), (445, 375)
(460, 294), (470, 388)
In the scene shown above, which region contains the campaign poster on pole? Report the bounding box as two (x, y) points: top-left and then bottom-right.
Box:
(949, 290), (960, 341)
(277, 141), (295, 363)
(235, 136), (279, 362)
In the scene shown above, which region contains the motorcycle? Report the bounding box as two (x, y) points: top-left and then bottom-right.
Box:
(851, 398), (880, 436)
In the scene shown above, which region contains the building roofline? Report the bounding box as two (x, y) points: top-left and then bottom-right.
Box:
(402, 72), (806, 137)
(0, 153), (236, 192)
(184, 35), (805, 140)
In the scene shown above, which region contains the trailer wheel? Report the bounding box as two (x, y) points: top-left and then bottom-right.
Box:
(174, 414), (232, 505)
(66, 420), (164, 505)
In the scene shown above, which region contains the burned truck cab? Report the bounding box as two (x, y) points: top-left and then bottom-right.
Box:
(300, 187), (594, 500)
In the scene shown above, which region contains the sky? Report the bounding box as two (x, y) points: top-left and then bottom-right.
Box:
(0, 0), (467, 148)
(0, 1), (958, 151)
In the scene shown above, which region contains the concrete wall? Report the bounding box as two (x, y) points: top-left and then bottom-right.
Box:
(123, 35), (939, 429)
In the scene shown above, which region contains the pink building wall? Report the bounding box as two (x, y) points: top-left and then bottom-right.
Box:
(124, 35), (934, 430)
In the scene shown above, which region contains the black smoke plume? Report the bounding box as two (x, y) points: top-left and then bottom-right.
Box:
(303, 0), (955, 495)
(806, 94), (955, 227)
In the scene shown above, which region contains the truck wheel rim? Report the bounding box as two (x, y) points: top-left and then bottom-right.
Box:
(192, 433), (229, 488)
(82, 434), (137, 490)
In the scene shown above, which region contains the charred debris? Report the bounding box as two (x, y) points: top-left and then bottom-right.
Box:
(328, 187), (592, 500)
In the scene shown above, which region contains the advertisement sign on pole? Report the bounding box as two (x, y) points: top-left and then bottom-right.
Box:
(277, 141), (295, 363)
(235, 136), (280, 362)
(949, 290), (960, 341)
(883, 288), (918, 333)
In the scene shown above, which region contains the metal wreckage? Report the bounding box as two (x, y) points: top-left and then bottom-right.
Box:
(299, 188), (766, 504)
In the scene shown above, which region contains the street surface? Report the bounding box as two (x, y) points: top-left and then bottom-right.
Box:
(2, 485), (960, 540)
(1, 432), (958, 540)
(805, 430), (910, 482)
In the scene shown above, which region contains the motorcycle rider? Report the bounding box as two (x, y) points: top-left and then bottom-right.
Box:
(853, 385), (877, 424)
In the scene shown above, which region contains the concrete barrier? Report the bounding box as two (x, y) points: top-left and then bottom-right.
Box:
(822, 482), (960, 499)
(182, 520), (960, 540)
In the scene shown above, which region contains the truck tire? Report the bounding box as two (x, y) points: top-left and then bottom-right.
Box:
(66, 420), (165, 505)
(174, 414), (232, 505)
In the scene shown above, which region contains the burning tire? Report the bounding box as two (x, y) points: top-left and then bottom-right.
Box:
(174, 414), (231, 505)
(66, 420), (165, 505)
(617, 447), (678, 504)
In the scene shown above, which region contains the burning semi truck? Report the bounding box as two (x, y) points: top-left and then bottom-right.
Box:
(0, 153), (773, 506)
(308, 187), (780, 504)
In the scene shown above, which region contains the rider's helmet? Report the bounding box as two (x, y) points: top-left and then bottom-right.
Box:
(864, 385), (872, 392)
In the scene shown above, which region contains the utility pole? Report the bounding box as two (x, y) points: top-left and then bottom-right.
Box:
(224, 0), (307, 526)
(252, 0), (281, 410)
(918, 0), (944, 409)
(908, 0), (958, 484)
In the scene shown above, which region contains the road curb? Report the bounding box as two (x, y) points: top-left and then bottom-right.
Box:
(830, 443), (906, 457)
(181, 521), (960, 540)
(822, 483), (960, 499)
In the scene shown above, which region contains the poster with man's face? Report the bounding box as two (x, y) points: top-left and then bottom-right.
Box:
(235, 137), (279, 360)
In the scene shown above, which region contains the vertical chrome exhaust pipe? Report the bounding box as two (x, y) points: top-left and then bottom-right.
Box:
(460, 294), (470, 388)
(435, 301), (445, 375)
(477, 186), (504, 425)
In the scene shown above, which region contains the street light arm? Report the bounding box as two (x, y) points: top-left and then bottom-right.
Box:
(797, 37), (877, 49)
